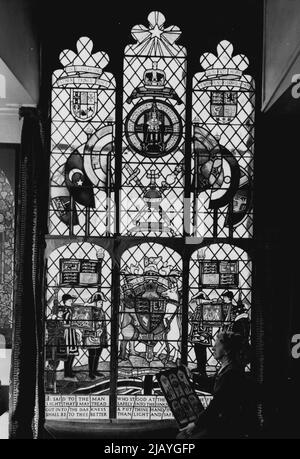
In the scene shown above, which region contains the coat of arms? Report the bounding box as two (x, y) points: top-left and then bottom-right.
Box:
(71, 89), (98, 121)
(55, 37), (114, 122)
(134, 298), (166, 334)
(195, 40), (254, 125)
(210, 91), (238, 124)
(119, 255), (182, 365)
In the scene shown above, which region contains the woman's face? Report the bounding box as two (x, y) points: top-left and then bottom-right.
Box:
(213, 337), (226, 360)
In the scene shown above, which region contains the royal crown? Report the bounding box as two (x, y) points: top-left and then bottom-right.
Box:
(127, 59), (182, 104)
(143, 62), (166, 89)
(144, 256), (162, 274)
(121, 256), (173, 296)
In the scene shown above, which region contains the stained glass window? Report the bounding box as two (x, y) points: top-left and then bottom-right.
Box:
(188, 244), (252, 376)
(192, 40), (254, 238)
(45, 12), (255, 425)
(45, 242), (112, 420)
(121, 12), (186, 237)
(117, 243), (182, 420)
(0, 169), (14, 349)
(50, 36), (116, 237)
(0, 159), (14, 440)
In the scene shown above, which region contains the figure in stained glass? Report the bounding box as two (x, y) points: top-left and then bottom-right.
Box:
(61, 293), (80, 380)
(83, 291), (109, 379)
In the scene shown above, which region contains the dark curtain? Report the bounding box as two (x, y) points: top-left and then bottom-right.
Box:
(10, 107), (48, 439)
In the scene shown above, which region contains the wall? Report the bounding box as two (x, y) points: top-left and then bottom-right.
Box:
(0, 0), (39, 143)
(263, 0), (300, 111)
(0, 0), (39, 105)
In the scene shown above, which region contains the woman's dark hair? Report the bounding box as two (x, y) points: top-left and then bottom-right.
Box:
(218, 331), (243, 358)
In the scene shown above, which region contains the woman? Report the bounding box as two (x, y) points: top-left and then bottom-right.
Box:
(177, 332), (247, 439)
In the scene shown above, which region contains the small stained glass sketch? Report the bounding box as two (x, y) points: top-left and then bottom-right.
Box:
(157, 366), (204, 428)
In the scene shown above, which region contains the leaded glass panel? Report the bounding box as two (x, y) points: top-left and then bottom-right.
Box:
(121, 12), (186, 237)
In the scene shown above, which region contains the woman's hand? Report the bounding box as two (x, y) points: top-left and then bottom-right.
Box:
(185, 422), (196, 435)
(181, 364), (192, 380)
(179, 422), (196, 438)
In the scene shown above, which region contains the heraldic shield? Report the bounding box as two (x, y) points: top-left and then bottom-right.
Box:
(210, 91), (238, 124)
(134, 297), (166, 335)
(71, 89), (98, 121)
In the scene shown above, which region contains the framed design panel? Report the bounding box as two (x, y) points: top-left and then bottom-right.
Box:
(45, 242), (112, 421)
(117, 242), (183, 420)
(50, 37), (116, 237)
(192, 40), (255, 239)
(121, 12), (186, 237)
(188, 243), (252, 376)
